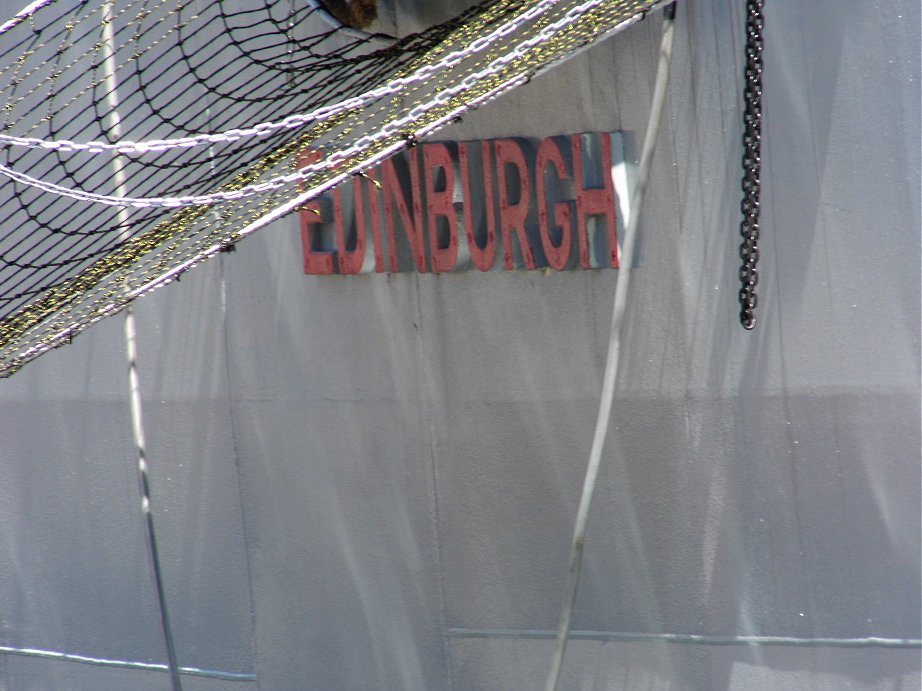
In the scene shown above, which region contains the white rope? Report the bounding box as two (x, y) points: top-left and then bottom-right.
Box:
(0, 0), (54, 35)
(0, 0), (640, 208)
(543, 5), (677, 690)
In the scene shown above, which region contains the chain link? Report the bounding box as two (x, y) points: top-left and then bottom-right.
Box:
(738, 0), (764, 330)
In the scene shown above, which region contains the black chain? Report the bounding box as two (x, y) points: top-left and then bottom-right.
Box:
(738, 0), (764, 329)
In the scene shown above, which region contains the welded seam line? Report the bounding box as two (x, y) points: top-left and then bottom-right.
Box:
(451, 629), (922, 648)
(0, 645), (257, 680)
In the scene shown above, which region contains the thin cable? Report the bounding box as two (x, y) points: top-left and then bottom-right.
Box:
(102, 4), (182, 688)
(543, 4), (677, 689)
(124, 308), (183, 691)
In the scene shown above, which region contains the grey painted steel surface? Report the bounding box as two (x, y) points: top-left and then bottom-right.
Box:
(0, 0), (919, 689)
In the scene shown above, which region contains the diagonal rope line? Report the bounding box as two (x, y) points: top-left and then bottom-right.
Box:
(544, 5), (677, 689)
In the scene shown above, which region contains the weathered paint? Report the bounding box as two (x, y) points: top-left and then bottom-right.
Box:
(300, 132), (627, 274)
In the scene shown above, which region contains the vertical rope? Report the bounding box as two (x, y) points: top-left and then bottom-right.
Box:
(101, 4), (183, 689)
(543, 5), (677, 689)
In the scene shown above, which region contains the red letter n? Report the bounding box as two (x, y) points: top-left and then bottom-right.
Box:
(381, 150), (427, 272)
(423, 142), (459, 273)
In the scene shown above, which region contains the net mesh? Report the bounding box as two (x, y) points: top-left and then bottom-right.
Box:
(0, 0), (666, 376)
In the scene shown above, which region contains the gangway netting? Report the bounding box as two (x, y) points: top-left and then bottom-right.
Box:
(0, 0), (667, 376)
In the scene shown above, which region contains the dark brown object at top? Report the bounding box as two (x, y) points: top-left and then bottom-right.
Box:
(319, 0), (378, 30)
